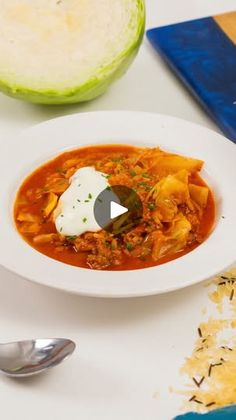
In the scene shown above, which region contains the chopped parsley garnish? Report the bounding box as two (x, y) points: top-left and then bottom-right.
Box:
(106, 186), (112, 191)
(112, 158), (122, 163)
(148, 202), (156, 211)
(88, 193), (92, 199)
(82, 217), (87, 223)
(126, 243), (134, 251)
(66, 236), (77, 241)
(137, 182), (152, 191)
(77, 184), (81, 187)
(60, 214), (64, 217)
(60, 227), (63, 233)
(138, 182), (148, 188)
(98, 198), (103, 203)
(143, 173), (151, 179)
(77, 199), (81, 202)
(130, 170), (136, 177)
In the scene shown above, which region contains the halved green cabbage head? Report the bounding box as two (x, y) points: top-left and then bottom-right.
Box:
(0, 0), (145, 104)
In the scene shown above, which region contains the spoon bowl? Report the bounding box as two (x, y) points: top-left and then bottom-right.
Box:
(0, 338), (76, 377)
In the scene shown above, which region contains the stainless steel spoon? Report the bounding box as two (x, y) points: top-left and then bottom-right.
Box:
(0, 338), (76, 377)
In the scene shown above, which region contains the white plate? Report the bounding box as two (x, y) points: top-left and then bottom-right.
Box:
(0, 111), (235, 297)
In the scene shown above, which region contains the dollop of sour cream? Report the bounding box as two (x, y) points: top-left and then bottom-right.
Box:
(54, 167), (109, 236)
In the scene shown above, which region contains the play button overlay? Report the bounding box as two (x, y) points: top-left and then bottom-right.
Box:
(110, 201), (128, 219)
(94, 185), (143, 234)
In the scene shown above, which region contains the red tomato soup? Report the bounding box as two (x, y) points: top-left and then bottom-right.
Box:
(14, 145), (215, 271)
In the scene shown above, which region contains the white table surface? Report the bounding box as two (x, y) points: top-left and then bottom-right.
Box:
(0, 1), (235, 419)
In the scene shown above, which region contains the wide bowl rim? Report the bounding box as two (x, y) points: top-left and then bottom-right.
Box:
(0, 111), (235, 297)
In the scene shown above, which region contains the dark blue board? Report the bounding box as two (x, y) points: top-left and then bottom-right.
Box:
(174, 404), (236, 419)
(147, 17), (236, 143)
